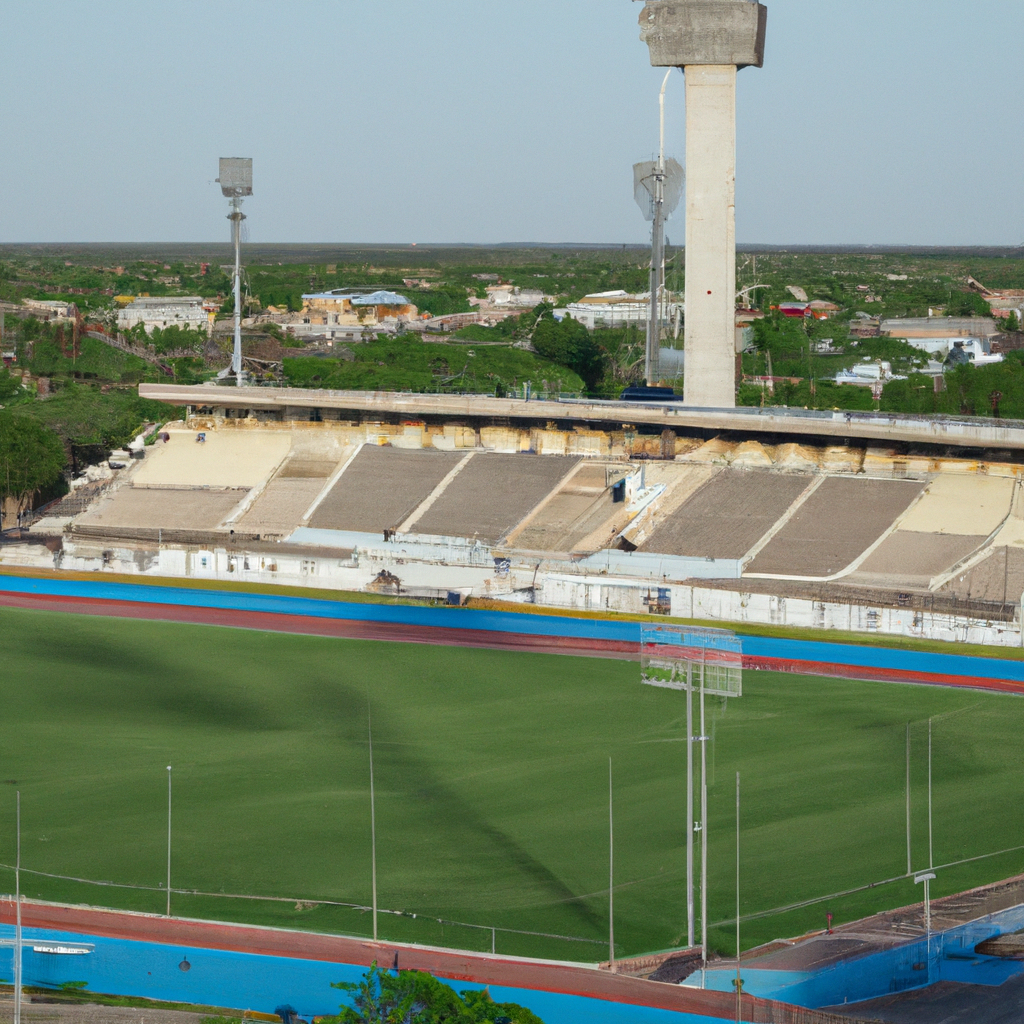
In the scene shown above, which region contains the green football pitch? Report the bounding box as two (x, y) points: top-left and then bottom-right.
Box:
(1, 605), (1022, 962)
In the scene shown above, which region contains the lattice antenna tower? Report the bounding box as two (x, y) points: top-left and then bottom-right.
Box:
(216, 158), (252, 385)
(633, 73), (683, 386)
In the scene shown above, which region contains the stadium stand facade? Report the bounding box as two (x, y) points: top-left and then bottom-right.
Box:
(8, 408), (1024, 648)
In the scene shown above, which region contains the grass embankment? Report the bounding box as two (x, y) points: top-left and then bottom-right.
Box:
(1, 607), (1022, 961)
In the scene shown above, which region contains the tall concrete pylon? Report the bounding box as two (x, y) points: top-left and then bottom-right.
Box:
(638, 1), (767, 408)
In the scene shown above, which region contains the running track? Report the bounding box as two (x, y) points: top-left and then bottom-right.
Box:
(2, 573), (1024, 694)
(0, 899), (839, 1024)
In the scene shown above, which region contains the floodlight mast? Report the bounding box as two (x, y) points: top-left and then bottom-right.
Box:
(217, 158), (252, 385)
(646, 70), (672, 385)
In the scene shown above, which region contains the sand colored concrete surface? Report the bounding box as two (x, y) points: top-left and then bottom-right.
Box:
(640, 469), (808, 559)
(76, 487), (247, 531)
(512, 462), (617, 552)
(133, 429), (291, 488)
(746, 477), (924, 577)
(940, 546), (1024, 604)
(897, 474), (1014, 535)
(414, 453), (580, 543)
(855, 531), (986, 582)
(309, 445), (464, 533)
(235, 477), (326, 534)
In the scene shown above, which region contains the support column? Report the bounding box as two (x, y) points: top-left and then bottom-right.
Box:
(683, 65), (736, 408)
(638, 0), (767, 409)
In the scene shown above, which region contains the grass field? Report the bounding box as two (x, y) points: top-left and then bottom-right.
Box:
(1, 606), (1023, 963)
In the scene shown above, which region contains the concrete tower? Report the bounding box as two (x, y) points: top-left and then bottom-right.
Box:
(639, 0), (767, 408)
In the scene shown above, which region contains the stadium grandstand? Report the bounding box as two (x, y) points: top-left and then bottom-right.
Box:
(4, 385), (1021, 652)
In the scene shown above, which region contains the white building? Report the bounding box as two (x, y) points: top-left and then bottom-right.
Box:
(560, 291), (681, 331)
(117, 296), (209, 334)
(23, 299), (74, 318)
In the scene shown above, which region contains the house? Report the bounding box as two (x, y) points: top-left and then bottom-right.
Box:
(300, 290), (417, 327)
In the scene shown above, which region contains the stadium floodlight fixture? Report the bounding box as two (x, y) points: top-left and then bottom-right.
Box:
(218, 157), (253, 198)
(641, 624), (741, 978)
(216, 158), (252, 385)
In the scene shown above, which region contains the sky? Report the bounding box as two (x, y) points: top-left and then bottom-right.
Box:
(1, 0), (1021, 246)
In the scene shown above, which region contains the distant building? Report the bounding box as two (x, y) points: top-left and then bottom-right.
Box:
(486, 286), (549, 308)
(22, 299), (74, 318)
(301, 290), (416, 327)
(117, 296), (208, 334)
(561, 291), (680, 330)
(880, 317), (999, 339)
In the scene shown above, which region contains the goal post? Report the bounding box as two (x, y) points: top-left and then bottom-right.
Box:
(640, 625), (742, 697)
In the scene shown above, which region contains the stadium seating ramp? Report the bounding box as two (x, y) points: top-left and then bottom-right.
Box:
(413, 453), (580, 543)
(308, 445), (465, 534)
(641, 470), (809, 559)
(76, 487), (248, 531)
(746, 478), (925, 578)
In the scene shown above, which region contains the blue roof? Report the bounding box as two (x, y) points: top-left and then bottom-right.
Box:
(302, 290), (410, 305)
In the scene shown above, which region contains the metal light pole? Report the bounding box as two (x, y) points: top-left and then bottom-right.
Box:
(14, 791), (22, 1024)
(645, 69), (672, 385)
(928, 718), (933, 871)
(216, 158), (252, 386)
(230, 199), (244, 383)
(735, 772), (741, 1024)
(699, 652), (709, 982)
(686, 662), (694, 948)
(166, 766), (172, 917)
(368, 711), (378, 942)
(608, 757), (615, 969)
(905, 723), (912, 875)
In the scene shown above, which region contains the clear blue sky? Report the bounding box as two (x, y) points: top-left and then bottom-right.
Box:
(1, 0), (1021, 246)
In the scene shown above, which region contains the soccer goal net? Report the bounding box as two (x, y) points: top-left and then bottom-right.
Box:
(640, 625), (743, 698)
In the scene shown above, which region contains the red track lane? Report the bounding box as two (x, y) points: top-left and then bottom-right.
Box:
(0, 592), (636, 660)
(742, 655), (1024, 695)
(2, 901), (786, 1022)
(5, 590), (1024, 694)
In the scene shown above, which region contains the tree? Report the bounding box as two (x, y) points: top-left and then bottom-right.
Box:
(0, 412), (66, 502)
(328, 963), (544, 1024)
(531, 315), (606, 390)
(1004, 311), (1020, 333)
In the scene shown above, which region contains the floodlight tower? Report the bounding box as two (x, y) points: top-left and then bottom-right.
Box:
(638, 0), (767, 407)
(633, 73), (684, 385)
(217, 157), (253, 385)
